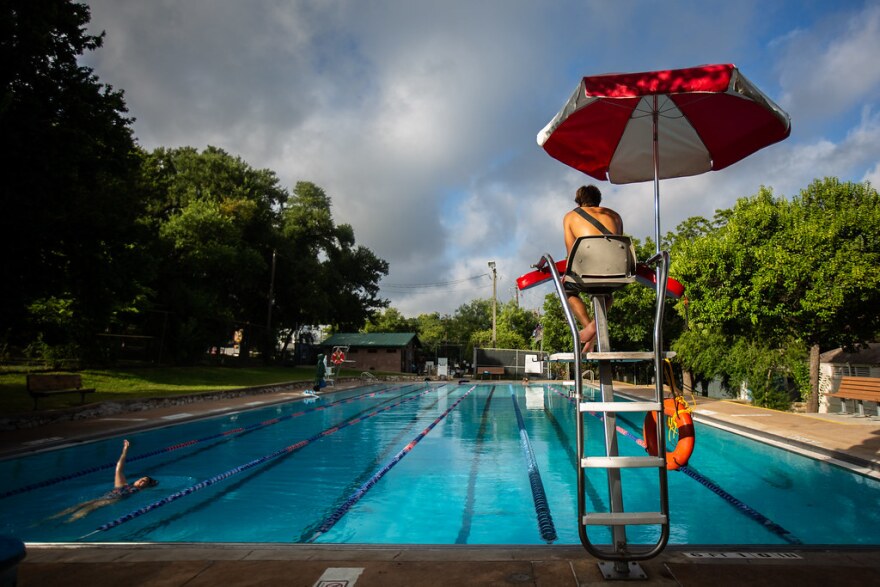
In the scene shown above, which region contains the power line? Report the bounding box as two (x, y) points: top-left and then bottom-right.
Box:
(381, 272), (491, 292)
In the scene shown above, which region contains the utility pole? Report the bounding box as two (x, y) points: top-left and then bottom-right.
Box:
(488, 261), (497, 347)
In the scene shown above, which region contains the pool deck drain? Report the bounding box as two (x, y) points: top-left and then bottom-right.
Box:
(2, 380), (879, 585)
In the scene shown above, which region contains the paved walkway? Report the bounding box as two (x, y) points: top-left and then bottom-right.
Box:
(3, 380), (879, 586)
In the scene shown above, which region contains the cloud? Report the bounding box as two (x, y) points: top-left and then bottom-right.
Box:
(80, 1), (879, 318)
(775, 3), (880, 130)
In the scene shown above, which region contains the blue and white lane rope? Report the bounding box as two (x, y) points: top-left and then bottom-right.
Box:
(677, 466), (802, 545)
(509, 384), (557, 543)
(1, 383), (419, 500)
(548, 385), (802, 544)
(82, 386), (438, 539)
(307, 385), (477, 542)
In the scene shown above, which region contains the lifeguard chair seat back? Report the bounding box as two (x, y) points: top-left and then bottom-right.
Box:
(564, 235), (637, 295)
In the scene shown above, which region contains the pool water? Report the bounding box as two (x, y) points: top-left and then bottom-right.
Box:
(1, 382), (878, 545)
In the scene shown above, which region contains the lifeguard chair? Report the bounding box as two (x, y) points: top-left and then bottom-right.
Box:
(527, 235), (676, 579)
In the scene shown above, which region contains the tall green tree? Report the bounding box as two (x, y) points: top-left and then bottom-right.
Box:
(1, 0), (144, 361)
(280, 182), (388, 334)
(448, 299), (492, 358)
(468, 300), (533, 351)
(673, 179), (880, 409)
(140, 147), (287, 362)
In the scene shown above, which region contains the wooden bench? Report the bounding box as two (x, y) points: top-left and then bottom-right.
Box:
(26, 374), (96, 410)
(478, 366), (505, 380)
(825, 376), (880, 417)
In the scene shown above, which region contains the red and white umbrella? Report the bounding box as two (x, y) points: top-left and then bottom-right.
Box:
(538, 63), (791, 248)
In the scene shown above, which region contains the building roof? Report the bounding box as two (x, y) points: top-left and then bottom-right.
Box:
(321, 332), (420, 348)
(819, 343), (880, 365)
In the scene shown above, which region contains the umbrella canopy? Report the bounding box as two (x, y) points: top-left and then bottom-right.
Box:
(538, 63), (791, 184)
(538, 64), (791, 250)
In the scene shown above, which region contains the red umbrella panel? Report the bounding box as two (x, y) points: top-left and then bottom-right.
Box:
(538, 63), (791, 185)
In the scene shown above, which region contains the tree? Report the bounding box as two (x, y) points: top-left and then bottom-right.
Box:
(413, 312), (445, 356)
(672, 179), (880, 409)
(467, 300), (535, 351)
(448, 299), (492, 359)
(140, 147), (288, 362)
(1, 0), (144, 362)
(281, 182), (388, 334)
(363, 308), (416, 333)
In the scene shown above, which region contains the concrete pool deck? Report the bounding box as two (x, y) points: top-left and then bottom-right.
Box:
(2, 380), (879, 586)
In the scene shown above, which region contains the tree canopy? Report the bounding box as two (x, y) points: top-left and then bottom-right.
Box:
(1, 0), (144, 362)
(672, 179), (880, 408)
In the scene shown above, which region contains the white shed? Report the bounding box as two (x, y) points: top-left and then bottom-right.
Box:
(818, 343), (880, 413)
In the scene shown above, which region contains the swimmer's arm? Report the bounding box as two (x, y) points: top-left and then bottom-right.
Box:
(114, 440), (130, 488)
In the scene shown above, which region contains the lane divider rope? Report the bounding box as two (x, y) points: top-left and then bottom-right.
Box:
(81, 385), (438, 539)
(510, 384), (557, 543)
(1, 383), (419, 500)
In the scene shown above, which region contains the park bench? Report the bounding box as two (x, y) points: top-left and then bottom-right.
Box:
(478, 366), (505, 380)
(26, 374), (95, 410)
(825, 376), (880, 417)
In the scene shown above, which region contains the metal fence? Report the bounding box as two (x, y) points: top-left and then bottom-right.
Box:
(472, 347), (549, 378)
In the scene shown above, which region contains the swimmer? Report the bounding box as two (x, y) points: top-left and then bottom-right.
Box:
(50, 439), (157, 522)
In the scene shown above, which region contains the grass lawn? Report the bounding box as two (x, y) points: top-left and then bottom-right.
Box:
(0, 365), (333, 415)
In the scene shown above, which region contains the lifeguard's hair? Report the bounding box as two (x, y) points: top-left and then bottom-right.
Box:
(575, 185), (602, 206)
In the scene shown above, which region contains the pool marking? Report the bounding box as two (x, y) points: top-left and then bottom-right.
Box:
(678, 465), (802, 544)
(456, 384), (497, 544)
(161, 413), (192, 420)
(313, 567), (364, 587)
(1, 383), (421, 500)
(294, 387), (453, 543)
(542, 390), (606, 512)
(85, 385), (439, 538)
(509, 384), (558, 543)
(683, 551), (802, 560)
(307, 385), (477, 542)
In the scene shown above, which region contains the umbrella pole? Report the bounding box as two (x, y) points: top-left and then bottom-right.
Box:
(652, 95), (661, 254)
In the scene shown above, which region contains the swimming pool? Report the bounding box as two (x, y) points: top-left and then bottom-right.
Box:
(1, 382), (878, 545)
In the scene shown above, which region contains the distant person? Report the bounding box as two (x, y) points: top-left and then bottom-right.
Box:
(313, 353), (327, 392)
(51, 439), (157, 522)
(562, 184), (624, 353)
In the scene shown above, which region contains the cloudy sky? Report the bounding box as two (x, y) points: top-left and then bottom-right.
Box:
(82, 0), (880, 317)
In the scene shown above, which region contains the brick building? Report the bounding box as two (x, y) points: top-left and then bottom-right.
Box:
(321, 332), (421, 373)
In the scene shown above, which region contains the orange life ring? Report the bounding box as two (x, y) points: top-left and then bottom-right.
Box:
(330, 350), (345, 365)
(643, 397), (695, 470)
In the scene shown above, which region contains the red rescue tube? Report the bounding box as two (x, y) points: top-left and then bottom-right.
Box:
(515, 259), (684, 298)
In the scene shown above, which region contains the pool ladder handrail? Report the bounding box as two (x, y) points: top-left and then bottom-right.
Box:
(538, 249), (672, 576)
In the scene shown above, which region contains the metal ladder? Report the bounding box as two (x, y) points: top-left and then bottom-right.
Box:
(542, 250), (673, 580)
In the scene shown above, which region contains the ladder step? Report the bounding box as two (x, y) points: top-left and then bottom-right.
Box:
(584, 351), (676, 361)
(583, 512), (667, 526)
(581, 456), (665, 469)
(580, 401), (661, 413)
